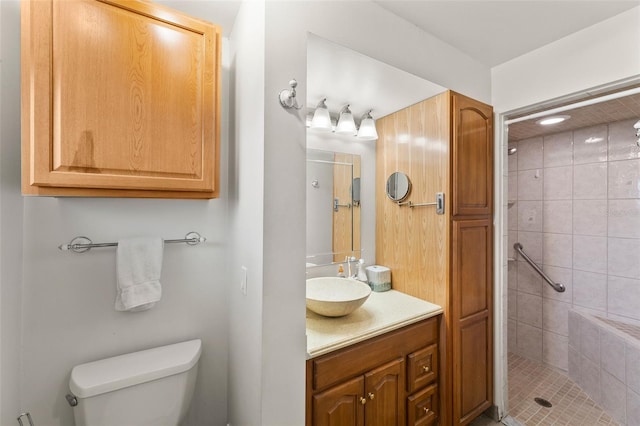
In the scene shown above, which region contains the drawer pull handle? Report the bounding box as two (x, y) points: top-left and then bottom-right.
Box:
(423, 407), (430, 414)
(422, 366), (430, 373)
(368, 392), (375, 400)
(360, 397), (367, 405)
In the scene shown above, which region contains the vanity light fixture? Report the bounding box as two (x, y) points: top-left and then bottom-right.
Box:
(310, 98), (333, 132)
(536, 115), (570, 126)
(335, 105), (357, 135)
(357, 110), (378, 141)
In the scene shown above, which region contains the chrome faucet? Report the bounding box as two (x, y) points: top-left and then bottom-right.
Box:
(345, 256), (357, 278)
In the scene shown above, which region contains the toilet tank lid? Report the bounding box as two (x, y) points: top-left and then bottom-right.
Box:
(70, 339), (201, 398)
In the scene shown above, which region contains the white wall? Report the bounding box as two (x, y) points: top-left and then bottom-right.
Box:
(227, 2), (265, 425)
(1, 2), (231, 424)
(491, 5), (640, 418)
(257, 2), (491, 424)
(2, 1), (493, 424)
(0, 1), (24, 424)
(492, 6), (640, 113)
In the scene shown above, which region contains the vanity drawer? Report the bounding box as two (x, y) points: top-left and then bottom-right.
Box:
(310, 317), (437, 392)
(407, 343), (438, 393)
(407, 384), (439, 426)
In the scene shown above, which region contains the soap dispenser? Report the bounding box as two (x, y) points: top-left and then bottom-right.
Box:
(356, 259), (368, 282)
(337, 264), (346, 278)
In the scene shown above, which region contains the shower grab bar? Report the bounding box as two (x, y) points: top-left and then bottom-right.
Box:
(58, 232), (206, 253)
(514, 242), (565, 292)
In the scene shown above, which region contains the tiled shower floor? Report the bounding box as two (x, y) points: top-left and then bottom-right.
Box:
(508, 352), (618, 425)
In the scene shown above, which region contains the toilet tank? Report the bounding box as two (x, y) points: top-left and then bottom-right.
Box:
(69, 339), (201, 426)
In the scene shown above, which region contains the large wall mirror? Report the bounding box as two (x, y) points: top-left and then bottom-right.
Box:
(306, 150), (361, 265)
(305, 34), (446, 267)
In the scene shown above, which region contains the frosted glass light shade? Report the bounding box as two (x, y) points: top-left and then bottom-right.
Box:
(335, 107), (357, 135)
(357, 116), (378, 140)
(310, 99), (332, 132)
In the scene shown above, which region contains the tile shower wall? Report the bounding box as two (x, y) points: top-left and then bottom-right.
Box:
(507, 117), (640, 372)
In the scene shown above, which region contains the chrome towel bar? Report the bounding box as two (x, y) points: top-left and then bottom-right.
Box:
(514, 242), (565, 293)
(58, 232), (206, 253)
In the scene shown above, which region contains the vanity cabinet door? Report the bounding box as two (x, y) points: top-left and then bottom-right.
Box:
(364, 358), (404, 426)
(21, 0), (221, 198)
(312, 376), (365, 426)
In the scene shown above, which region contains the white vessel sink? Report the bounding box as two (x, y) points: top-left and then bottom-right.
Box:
(306, 277), (372, 317)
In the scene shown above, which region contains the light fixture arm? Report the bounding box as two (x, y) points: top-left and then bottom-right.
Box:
(278, 79), (303, 110)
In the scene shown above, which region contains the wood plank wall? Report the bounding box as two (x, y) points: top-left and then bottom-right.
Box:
(375, 92), (450, 309)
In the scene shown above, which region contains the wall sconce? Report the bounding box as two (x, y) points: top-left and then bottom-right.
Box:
(335, 105), (357, 135)
(357, 110), (378, 141)
(634, 119), (640, 147)
(307, 99), (378, 141)
(310, 98), (332, 132)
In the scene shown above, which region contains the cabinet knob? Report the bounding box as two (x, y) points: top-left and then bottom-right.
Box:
(423, 407), (430, 414)
(360, 397), (367, 405)
(368, 392), (375, 400)
(422, 366), (430, 373)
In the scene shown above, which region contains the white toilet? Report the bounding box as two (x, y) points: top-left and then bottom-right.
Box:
(68, 339), (201, 426)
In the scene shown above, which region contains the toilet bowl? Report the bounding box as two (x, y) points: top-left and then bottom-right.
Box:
(68, 339), (201, 426)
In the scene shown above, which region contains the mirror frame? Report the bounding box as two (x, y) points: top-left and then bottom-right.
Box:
(385, 172), (411, 202)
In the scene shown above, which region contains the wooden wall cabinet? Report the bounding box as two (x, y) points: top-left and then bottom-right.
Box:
(21, 0), (221, 198)
(376, 91), (494, 425)
(306, 317), (440, 426)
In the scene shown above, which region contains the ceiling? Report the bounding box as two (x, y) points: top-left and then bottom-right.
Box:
(156, 1), (640, 64)
(307, 34), (447, 122)
(508, 92), (640, 141)
(157, 1), (640, 140)
(155, 0), (241, 36)
(374, 1), (640, 67)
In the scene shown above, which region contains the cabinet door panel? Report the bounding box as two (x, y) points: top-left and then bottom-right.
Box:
(313, 376), (365, 426)
(364, 357), (404, 426)
(451, 92), (493, 216)
(458, 316), (491, 420)
(22, 0), (220, 195)
(452, 218), (493, 424)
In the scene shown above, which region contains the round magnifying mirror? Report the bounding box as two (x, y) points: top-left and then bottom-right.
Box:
(386, 172), (411, 202)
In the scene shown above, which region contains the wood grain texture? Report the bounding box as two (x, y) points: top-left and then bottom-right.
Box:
(306, 317), (440, 426)
(312, 375), (365, 426)
(364, 358), (404, 426)
(22, 0), (221, 197)
(452, 218), (493, 424)
(310, 317), (437, 392)
(407, 384), (439, 426)
(333, 153), (357, 262)
(374, 91), (494, 426)
(375, 93), (451, 306)
(451, 92), (493, 217)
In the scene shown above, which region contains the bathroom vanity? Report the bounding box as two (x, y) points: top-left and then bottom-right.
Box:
(306, 291), (442, 426)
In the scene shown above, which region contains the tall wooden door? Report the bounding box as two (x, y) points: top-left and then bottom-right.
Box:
(451, 92), (493, 217)
(450, 91), (493, 425)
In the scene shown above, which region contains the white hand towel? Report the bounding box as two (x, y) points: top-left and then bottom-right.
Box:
(115, 237), (163, 312)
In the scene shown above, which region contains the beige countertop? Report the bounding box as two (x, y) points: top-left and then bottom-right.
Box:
(306, 289), (443, 359)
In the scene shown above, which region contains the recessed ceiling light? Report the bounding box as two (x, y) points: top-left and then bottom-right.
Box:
(585, 137), (604, 144)
(536, 115), (571, 126)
